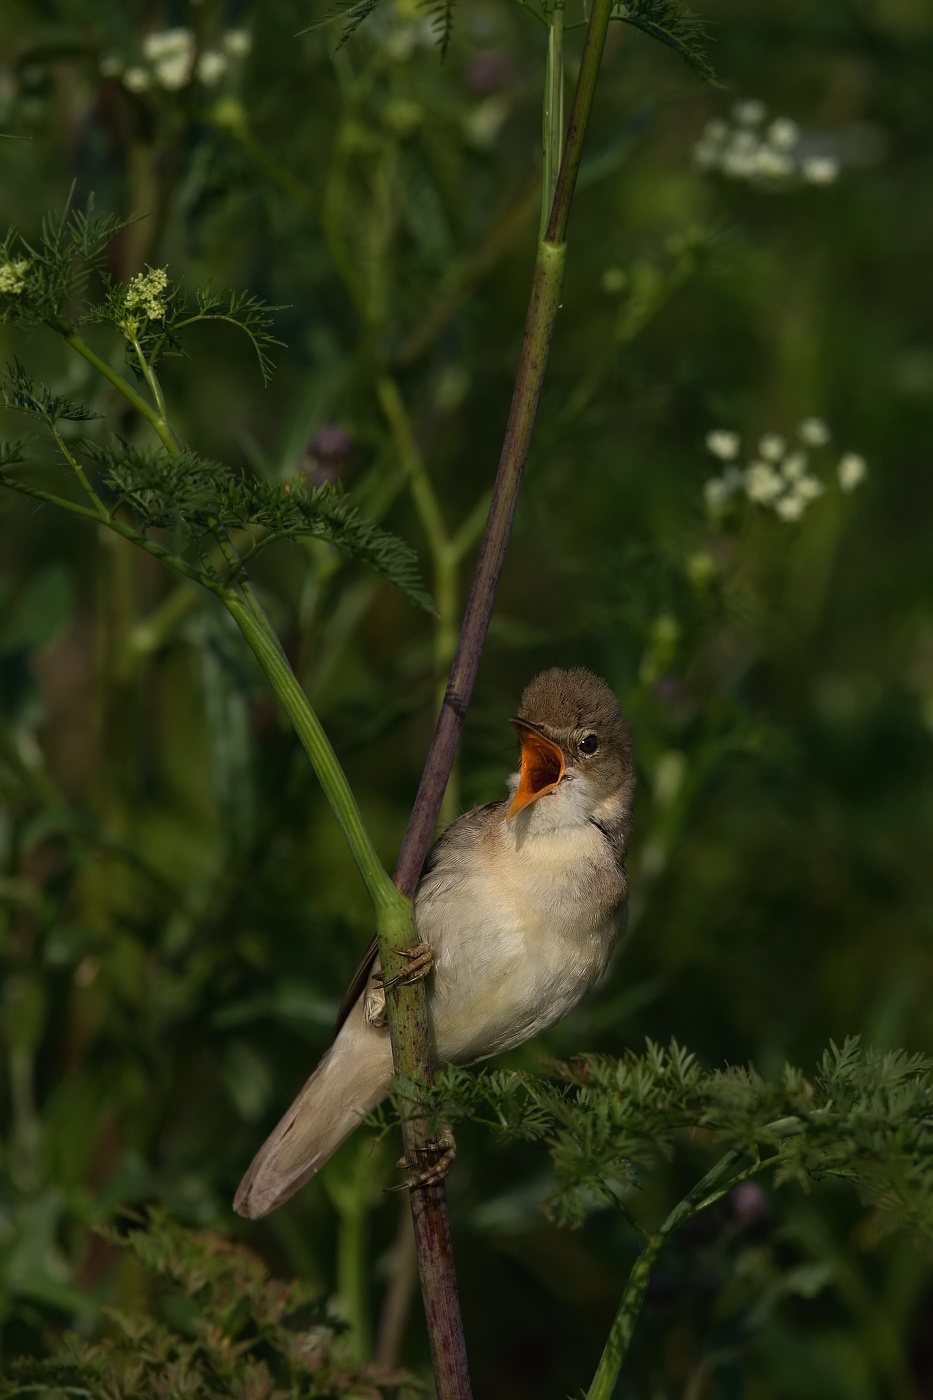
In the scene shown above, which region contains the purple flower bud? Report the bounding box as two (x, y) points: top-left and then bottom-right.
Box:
(730, 1181), (771, 1228)
(304, 425), (353, 485)
(465, 51), (512, 95)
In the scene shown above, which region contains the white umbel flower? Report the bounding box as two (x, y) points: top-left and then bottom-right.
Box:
(838, 453), (867, 492)
(775, 495), (806, 521)
(802, 155), (840, 185)
(767, 117), (799, 150)
(732, 99), (766, 126)
(0, 259), (31, 295)
(758, 433), (786, 462)
(798, 418), (830, 447)
(705, 429), (740, 460)
(745, 462), (784, 504)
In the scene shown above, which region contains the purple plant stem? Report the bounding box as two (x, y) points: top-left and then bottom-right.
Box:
(385, 2), (616, 1396)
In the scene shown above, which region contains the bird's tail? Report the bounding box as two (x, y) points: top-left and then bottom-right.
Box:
(233, 1006), (393, 1219)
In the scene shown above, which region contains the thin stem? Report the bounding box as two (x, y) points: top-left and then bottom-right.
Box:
(585, 1149), (759, 1400)
(52, 323), (177, 454)
(394, 0), (613, 896)
(395, 177), (541, 368)
(130, 332), (170, 425)
(394, 234), (566, 888)
(541, 0), (565, 237)
(0, 476), (221, 596)
(376, 1207), (418, 1370)
(545, 0), (614, 247)
(381, 4), (616, 1393)
(222, 594), (398, 915)
(51, 427), (108, 516)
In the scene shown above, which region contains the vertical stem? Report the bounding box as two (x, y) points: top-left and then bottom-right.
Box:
(541, 0), (565, 237)
(393, 0), (614, 897)
(381, 4), (614, 1394)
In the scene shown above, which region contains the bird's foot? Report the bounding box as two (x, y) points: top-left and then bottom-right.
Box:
(376, 941), (434, 991)
(388, 1130), (456, 1192)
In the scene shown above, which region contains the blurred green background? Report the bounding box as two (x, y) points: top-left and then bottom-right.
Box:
(2, 0), (933, 1394)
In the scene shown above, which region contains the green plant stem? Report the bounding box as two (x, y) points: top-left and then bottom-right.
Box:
(586, 1149), (760, 1400)
(52, 322), (177, 453)
(131, 333), (170, 426)
(0, 476), (221, 596)
(52, 427), (108, 516)
(541, 0), (565, 237)
(221, 594), (396, 914)
(395, 177), (541, 368)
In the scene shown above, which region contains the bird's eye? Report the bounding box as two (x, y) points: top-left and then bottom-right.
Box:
(578, 733), (599, 756)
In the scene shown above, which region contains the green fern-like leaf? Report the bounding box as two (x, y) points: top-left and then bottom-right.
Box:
(394, 1037), (933, 1235)
(90, 443), (434, 610)
(421, 0), (455, 56)
(178, 287), (285, 383)
(615, 0), (717, 84)
(0, 196), (132, 327)
(0, 438), (29, 470)
(2, 359), (100, 425)
(2, 1209), (410, 1398)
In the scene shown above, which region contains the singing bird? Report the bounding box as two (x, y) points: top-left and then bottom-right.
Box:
(234, 668), (634, 1219)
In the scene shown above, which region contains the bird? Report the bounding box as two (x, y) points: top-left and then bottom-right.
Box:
(234, 667), (634, 1219)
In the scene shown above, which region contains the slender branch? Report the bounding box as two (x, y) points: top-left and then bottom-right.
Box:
(585, 1150), (787, 1400)
(130, 332), (170, 426)
(395, 178), (540, 368)
(544, 0), (614, 247)
(394, 0), (613, 897)
(541, 0), (565, 237)
(221, 594), (399, 915)
(51, 322), (178, 454)
(52, 427), (108, 516)
(377, 2), (617, 1394)
(377, 375), (462, 818)
(0, 475), (220, 596)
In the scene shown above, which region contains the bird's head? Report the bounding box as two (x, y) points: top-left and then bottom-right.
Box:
(506, 668), (633, 839)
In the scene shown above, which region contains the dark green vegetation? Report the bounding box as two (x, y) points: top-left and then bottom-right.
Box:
(2, 0), (933, 1395)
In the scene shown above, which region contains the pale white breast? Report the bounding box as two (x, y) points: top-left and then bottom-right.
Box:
(414, 801), (627, 1065)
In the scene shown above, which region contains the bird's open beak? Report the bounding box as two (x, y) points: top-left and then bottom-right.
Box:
(507, 718), (566, 821)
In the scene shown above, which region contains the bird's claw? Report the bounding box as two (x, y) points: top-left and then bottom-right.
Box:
(386, 1131), (456, 1192)
(376, 941), (434, 991)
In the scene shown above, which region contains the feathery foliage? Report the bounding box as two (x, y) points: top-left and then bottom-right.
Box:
(86, 278), (285, 384)
(0, 198), (129, 326)
(383, 1038), (933, 1229)
(86, 443), (435, 609)
(2, 359), (99, 426)
(1, 1210), (410, 1399)
(614, 0), (716, 84)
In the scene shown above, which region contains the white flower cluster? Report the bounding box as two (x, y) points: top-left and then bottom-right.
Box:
(704, 420), (866, 522)
(0, 259), (31, 295)
(101, 28), (251, 94)
(694, 100), (840, 186)
(125, 266), (169, 322)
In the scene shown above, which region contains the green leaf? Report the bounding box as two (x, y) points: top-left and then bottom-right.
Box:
(90, 442), (435, 611)
(390, 1038), (933, 1236)
(614, 0), (717, 84)
(0, 195), (132, 327)
(2, 359), (100, 425)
